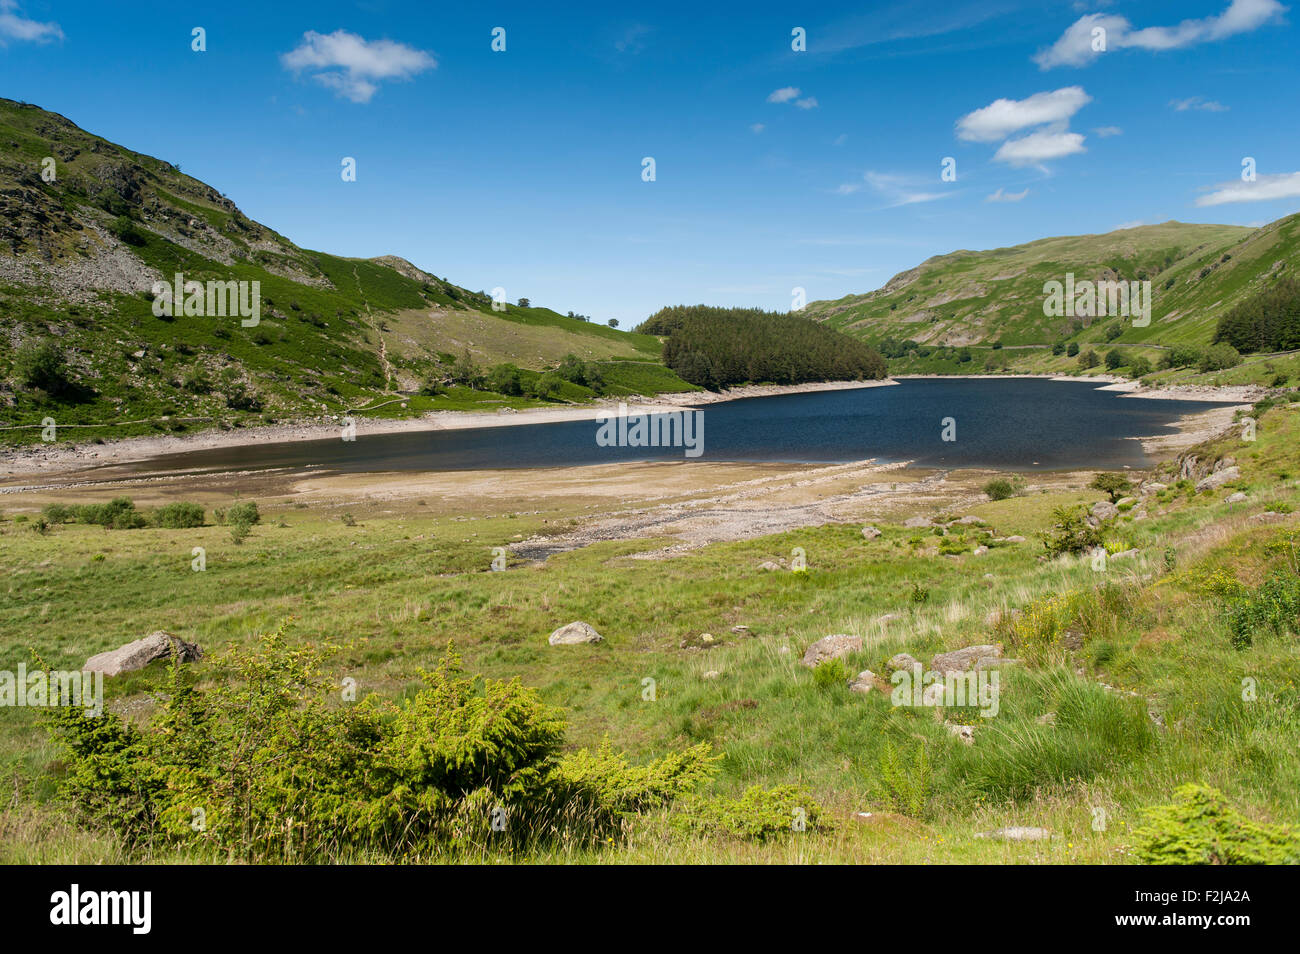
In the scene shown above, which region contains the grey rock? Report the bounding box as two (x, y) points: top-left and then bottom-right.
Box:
(1088, 500), (1119, 525)
(848, 670), (877, 694)
(1195, 466), (1239, 492)
(802, 633), (863, 668)
(548, 621), (603, 646)
(887, 652), (920, 672)
(931, 644), (1001, 675)
(1226, 491), (1247, 503)
(861, 526), (883, 540)
(903, 516), (933, 528)
(83, 631), (202, 677)
(947, 724), (975, 745)
(758, 560), (782, 571)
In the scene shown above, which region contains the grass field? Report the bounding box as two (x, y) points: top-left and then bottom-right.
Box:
(2, 401), (1298, 863)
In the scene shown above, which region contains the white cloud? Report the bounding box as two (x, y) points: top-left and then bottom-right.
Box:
(993, 129), (1087, 166)
(835, 183), (863, 194)
(1196, 171), (1300, 206)
(750, 123), (765, 134)
(767, 86), (801, 104)
(862, 171), (951, 207)
(1034, 1), (1284, 69)
(986, 187), (1030, 202)
(1170, 96), (1228, 112)
(1094, 125), (1123, 137)
(832, 134), (847, 146)
(281, 30), (436, 103)
(795, 96), (819, 110)
(955, 87), (1091, 142)
(0, 0), (62, 43)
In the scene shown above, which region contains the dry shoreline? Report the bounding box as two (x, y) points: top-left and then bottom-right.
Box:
(0, 374), (1254, 482)
(0, 379), (896, 480)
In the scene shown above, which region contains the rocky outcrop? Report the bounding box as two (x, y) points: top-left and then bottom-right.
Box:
(82, 631), (202, 677)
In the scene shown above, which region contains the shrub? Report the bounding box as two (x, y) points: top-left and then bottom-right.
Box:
(155, 502), (205, 529)
(675, 785), (821, 840)
(14, 340), (72, 395)
(812, 657), (851, 691)
(983, 478), (1015, 501)
(1042, 505), (1102, 557)
(1222, 570), (1300, 649)
(1104, 348), (1123, 371)
(75, 497), (144, 529)
(1134, 784), (1300, 864)
(41, 503), (76, 524)
(45, 634), (715, 861)
(225, 501), (260, 526)
(1129, 355), (1153, 377)
(1199, 342), (1241, 372)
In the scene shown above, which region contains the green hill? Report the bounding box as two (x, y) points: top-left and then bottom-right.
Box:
(803, 215), (1300, 382)
(0, 98), (685, 444)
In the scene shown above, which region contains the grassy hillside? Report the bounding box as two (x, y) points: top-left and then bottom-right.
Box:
(0, 98), (686, 445)
(804, 216), (1300, 383)
(2, 400), (1298, 862)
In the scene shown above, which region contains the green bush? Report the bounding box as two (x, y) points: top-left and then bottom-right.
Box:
(46, 633), (716, 861)
(1223, 570), (1300, 649)
(983, 478), (1015, 501)
(41, 503), (77, 524)
(14, 339), (72, 395)
(1134, 784), (1300, 864)
(154, 502), (205, 529)
(675, 785), (821, 840)
(74, 497), (145, 529)
(224, 501), (260, 526)
(812, 657), (851, 691)
(1042, 505), (1102, 557)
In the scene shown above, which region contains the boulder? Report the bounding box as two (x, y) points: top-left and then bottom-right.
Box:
(1226, 491), (1247, 504)
(1140, 482), (1167, 496)
(1110, 548), (1140, 561)
(1088, 500), (1119, 526)
(931, 644), (1001, 675)
(758, 561), (782, 571)
(1003, 535), (1026, 543)
(1115, 496), (1137, 509)
(861, 526), (882, 540)
(1195, 466), (1239, 492)
(801, 633), (863, 668)
(548, 621), (603, 646)
(947, 724), (975, 745)
(903, 516), (933, 528)
(703, 670), (721, 680)
(887, 652), (920, 672)
(950, 515), (986, 526)
(83, 631), (202, 677)
(848, 670), (878, 694)
(973, 545), (989, 556)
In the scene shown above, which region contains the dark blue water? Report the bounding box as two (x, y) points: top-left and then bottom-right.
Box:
(127, 379), (1238, 475)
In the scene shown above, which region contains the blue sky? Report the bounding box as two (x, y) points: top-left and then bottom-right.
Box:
(3, 0), (1298, 324)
